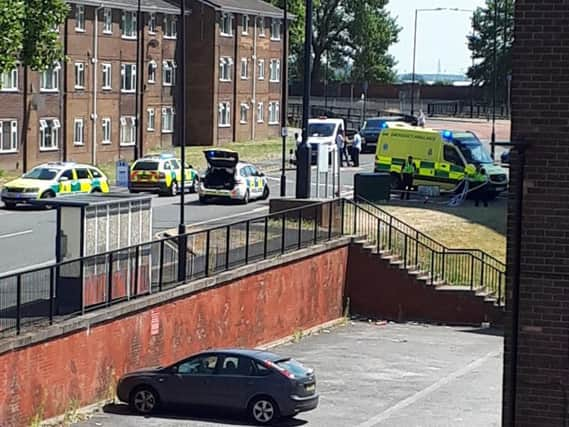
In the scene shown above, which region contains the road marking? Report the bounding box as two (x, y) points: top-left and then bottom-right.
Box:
(0, 259), (55, 277)
(0, 229), (33, 240)
(189, 207), (268, 228)
(355, 350), (500, 427)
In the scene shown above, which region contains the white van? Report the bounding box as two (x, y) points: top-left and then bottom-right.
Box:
(306, 118), (345, 164)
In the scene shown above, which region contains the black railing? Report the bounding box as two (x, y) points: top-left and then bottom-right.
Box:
(0, 199), (344, 336)
(0, 197), (506, 336)
(348, 197), (506, 304)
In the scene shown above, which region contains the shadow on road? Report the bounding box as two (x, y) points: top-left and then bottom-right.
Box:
(459, 327), (504, 337)
(102, 403), (308, 426)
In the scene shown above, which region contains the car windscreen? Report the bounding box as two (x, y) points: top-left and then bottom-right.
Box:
(23, 168), (59, 180)
(308, 123), (336, 137)
(363, 119), (383, 130)
(454, 137), (493, 164)
(133, 161), (159, 171)
(276, 359), (311, 377)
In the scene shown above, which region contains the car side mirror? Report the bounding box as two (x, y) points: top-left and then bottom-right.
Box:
(257, 172), (265, 177)
(188, 164), (193, 169)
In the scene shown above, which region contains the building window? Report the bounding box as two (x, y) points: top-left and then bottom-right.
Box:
(219, 57), (232, 81)
(258, 59), (265, 80)
(257, 102), (264, 123)
(218, 102), (230, 127)
(148, 61), (157, 83)
(0, 68), (18, 91)
(240, 103), (249, 124)
(102, 63), (112, 90)
(40, 64), (60, 92)
(271, 19), (281, 41)
(164, 15), (177, 38)
(75, 62), (85, 89)
(240, 58), (249, 80)
(73, 118), (84, 145)
(148, 13), (156, 34)
(269, 59), (280, 82)
(102, 118), (111, 144)
(147, 108), (155, 131)
(162, 60), (175, 86)
(269, 101), (279, 124)
(161, 107), (174, 133)
(75, 5), (85, 32)
(121, 63), (136, 92)
(242, 15), (249, 34)
(39, 119), (60, 151)
(103, 8), (112, 34)
(220, 13), (233, 36)
(258, 17), (265, 37)
(120, 116), (136, 146)
(0, 120), (18, 153)
(121, 11), (137, 39)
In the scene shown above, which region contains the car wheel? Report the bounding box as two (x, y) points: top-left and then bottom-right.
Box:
(199, 195), (209, 204)
(129, 386), (159, 415)
(190, 180), (197, 194)
(241, 190), (250, 205)
(4, 202), (16, 209)
(41, 190), (56, 209)
(261, 185), (270, 200)
(390, 173), (402, 190)
(169, 181), (179, 197)
(90, 187), (102, 193)
(249, 396), (279, 425)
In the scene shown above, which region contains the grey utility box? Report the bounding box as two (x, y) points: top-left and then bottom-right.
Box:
(353, 173), (391, 202)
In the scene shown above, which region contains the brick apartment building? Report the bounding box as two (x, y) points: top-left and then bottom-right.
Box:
(187, 0), (286, 146)
(0, 0), (287, 174)
(503, 1), (569, 426)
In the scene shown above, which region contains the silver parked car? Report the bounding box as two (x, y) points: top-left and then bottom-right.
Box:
(116, 348), (319, 424)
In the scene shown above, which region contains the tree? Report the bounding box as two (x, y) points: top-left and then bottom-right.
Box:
(467, 0), (514, 102)
(0, 0), (68, 75)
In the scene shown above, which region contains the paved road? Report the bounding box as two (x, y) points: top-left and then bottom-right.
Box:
(0, 156), (375, 275)
(72, 321), (503, 427)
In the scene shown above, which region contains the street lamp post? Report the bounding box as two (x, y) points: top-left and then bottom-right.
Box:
(491, 0), (498, 160)
(280, 0), (288, 198)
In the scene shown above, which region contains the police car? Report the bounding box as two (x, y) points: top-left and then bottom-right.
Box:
(1, 162), (110, 209)
(129, 153), (199, 197)
(198, 149), (269, 204)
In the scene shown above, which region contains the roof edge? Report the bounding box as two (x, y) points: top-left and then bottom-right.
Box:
(68, 0), (180, 14)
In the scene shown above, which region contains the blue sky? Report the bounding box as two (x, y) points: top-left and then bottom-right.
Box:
(386, 0), (487, 76)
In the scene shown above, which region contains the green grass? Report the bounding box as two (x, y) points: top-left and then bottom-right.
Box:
(99, 137), (296, 183)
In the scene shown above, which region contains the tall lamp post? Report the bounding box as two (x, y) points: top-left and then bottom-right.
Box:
(491, 0), (498, 160)
(411, 8), (473, 117)
(280, 0), (288, 197)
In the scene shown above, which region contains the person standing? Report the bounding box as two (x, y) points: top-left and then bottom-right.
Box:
(471, 166), (490, 207)
(351, 128), (362, 167)
(295, 132), (302, 146)
(417, 109), (426, 127)
(401, 156), (416, 200)
(336, 130), (349, 167)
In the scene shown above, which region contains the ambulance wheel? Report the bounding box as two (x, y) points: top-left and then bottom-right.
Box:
(390, 173), (402, 190)
(4, 202), (16, 210)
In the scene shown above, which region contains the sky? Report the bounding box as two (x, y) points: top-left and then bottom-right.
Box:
(386, 0), (487, 76)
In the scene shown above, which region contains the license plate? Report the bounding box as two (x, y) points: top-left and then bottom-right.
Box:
(305, 384), (315, 392)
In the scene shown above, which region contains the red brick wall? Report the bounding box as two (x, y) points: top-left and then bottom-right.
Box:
(502, 1), (569, 426)
(0, 247), (347, 427)
(346, 244), (503, 325)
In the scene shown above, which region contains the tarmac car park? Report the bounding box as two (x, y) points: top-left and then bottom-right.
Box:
(198, 149), (270, 204)
(1, 162), (109, 208)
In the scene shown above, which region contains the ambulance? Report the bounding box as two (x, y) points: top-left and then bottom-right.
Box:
(374, 124), (509, 195)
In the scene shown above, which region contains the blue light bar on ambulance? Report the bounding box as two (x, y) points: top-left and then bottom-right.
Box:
(441, 130), (453, 140)
(381, 122), (389, 129)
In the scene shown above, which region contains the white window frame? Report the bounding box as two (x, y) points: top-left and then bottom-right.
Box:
(268, 101), (280, 125)
(121, 11), (137, 39)
(103, 8), (113, 34)
(73, 118), (85, 146)
(148, 61), (157, 84)
(147, 108), (155, 131)
(164, 15), (177, 38)
(240, 103), (249, 124)
(75, 5), (85, 32)
(162, 60), (176, 86)
(161, 107), (174, 133)
(269, 59), (280, 82)
(120, 116), (136, 146)
(0, 68), (18, 91)
(270, 18), (281, 41)
(0, 120), (18, 153)
(39, 118), (60, 151)
(220, 13), (233, 36)
(258, 17), (265, 37)
(75, 62), (85, 89)
(219, 57), (233, 82)
(242, 15), (249, 35)
(101, 117), (111, 144)
(257, 102), (264, 123)
(148, 13), (156, 34)
(102, 63), (112, 90)
(258, 59), (265, 80)
(218, 102), (231, 127)
(121, 63), (136, 92)
(240, 58), (249, 80)
(40, 64), (60, 92)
